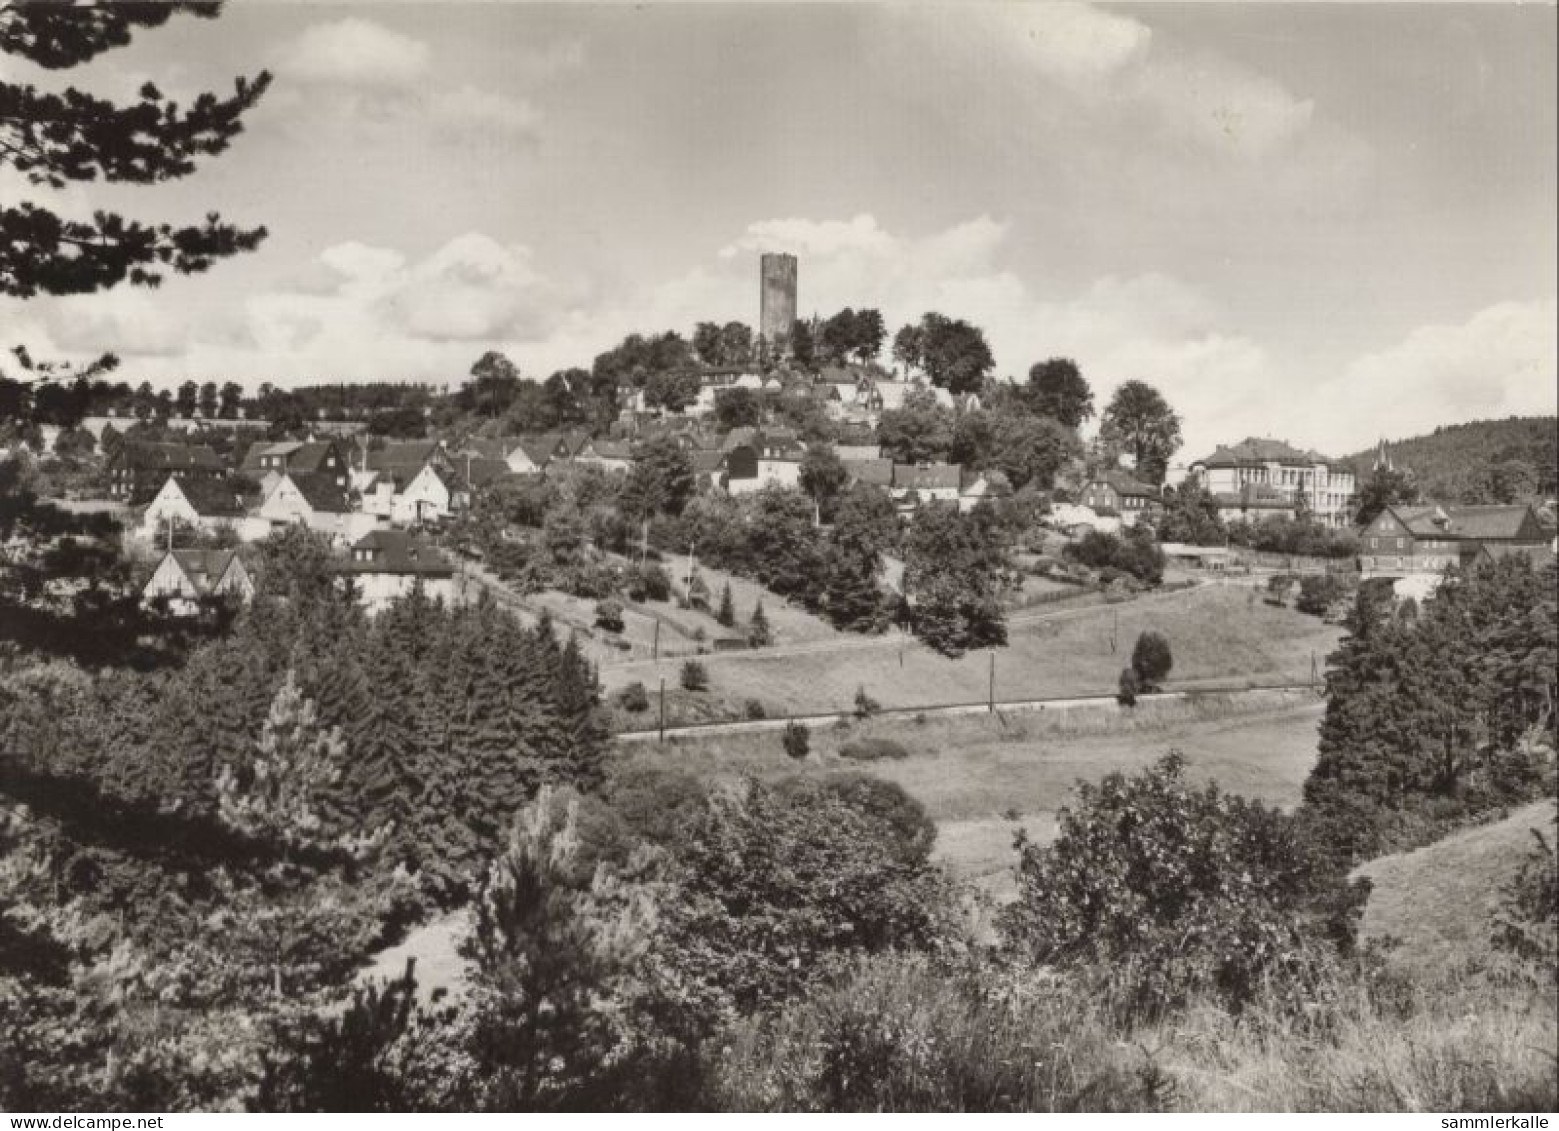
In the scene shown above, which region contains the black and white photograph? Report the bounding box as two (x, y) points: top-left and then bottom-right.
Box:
(1, 0), (1555, 1115)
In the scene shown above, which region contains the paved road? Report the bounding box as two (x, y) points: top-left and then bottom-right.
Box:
(614, 681), (1320, 743)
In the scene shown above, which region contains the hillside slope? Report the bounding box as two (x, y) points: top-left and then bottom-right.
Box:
(1354, 799), (1557, 975)
(1347, 416), (1558, 502)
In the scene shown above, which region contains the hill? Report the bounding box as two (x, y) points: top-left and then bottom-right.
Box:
(1347, 416), (1558, 503)
(1354, 799), (1558, 976)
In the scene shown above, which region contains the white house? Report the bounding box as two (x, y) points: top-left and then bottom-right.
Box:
(138, 476), (266, 543)
(391, 463), (459, 525)
(1188, 437), (1356, 528)
(958, 470), (1013, 513)
(259, 472), (377, 543)
(140, 548), (254, 615)
(336, 529), (459, 614)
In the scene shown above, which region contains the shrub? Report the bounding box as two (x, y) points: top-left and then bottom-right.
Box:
(680, 660), (708, 692)
(1491, 819), (1558, 985)
(1266, 572), (1297, 606)
(782, 720), (809, 760)
(747, 600), (773, 647)
(838, 738), (909, 762)
(852, 685), (880, 720)
(1001, 752), (1364, 1019)
(625, 563), (671, 602)
(618, 681), (650, 713)
(593, 598), (625, 633)
(1130, 630), (1172, 690)
(1116, 667), (1139, 706)
(716, 583), (736, 628)
(743, 698), (767, 720)
(1295, 573), (1353, 619)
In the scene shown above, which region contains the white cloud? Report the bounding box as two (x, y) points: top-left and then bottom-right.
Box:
(282, 19), (429, 89)
(427, 86), (541, 142)
(43, 290), (188, 358)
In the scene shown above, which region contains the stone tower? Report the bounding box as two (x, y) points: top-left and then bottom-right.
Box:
(759, 252), (798, 345)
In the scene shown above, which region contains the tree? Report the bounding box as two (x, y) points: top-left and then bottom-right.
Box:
(718, 321), (754, 367)
(876, 387), (954, 465)
(175, 380), (199, 418)
(1352, 465), (1420, 526)
(1483, 459), (1537, 505)
(692, 321), (722, 366)
(1, 3), (270, 299)
(1098, 381), (1182, 486)
(715, 387), (761, 429)
(985, 415), (1079, 491)
(1130, 631), (1172, 690)
(219, 381), (244, 419)
(1156, 481), (1227, 545)
(820, 308), (857, 365)
(747, 599), (772, 647)
(679, 660), (708, 692)
(789, 318), (816, 371)
(852, 308), (887, 365)
(916, 313), (994, 395)
(466, 351), (523, 418)
(891, 323), (924, 376)
(621, 438), (696, 517)
(716, 583), (735, 628)
(782, 720), (809, 761)
(901, 503), (1018, 656)
(799, 443), (847, 519)
(1024, 358), (1094, 428)
(198, 380), (218, 419)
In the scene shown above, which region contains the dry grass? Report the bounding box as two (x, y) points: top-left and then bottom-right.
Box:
(598, 583), (1342, 717)
(1354, 799), (1559, 977)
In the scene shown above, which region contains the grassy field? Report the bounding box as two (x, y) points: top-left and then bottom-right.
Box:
(600, 582), (1343, 721)
(620, 693), (1326, 902)
(1355, 799), (1558, 976)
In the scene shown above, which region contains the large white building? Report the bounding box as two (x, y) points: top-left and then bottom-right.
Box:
(1188, 438), (1356, 528)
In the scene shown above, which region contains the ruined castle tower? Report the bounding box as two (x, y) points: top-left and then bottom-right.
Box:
(759, 252), (798, 345)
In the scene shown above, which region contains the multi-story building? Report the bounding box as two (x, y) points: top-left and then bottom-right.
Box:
(1188, 437), (1355, 527)
(1081, 472), (1164, 527)
(107, 441), (224, 500)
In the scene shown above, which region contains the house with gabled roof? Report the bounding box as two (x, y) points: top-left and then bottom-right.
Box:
(574, 438), (635, 473)
(1360, 503), (1552, 579)
(1083, 471), (1164, 527)
(959, 469), (1014, 513)
(138, 475), (265, 542)
(846, 458), (894, 491)
(109, 441), (224, 500)
(259, 471), (376, 543)
(241, 438), (352, 495)
(140, 548), (254, 616)
(335, 529), (459, 613)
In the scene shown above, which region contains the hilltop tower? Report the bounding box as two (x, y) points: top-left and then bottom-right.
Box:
(759, 252), (798, 346)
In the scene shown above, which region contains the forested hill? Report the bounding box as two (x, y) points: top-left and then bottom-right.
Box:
(1345, 416), (1558, 502)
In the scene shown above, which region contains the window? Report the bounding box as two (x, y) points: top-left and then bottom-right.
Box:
(1395, 537), (1404, 550)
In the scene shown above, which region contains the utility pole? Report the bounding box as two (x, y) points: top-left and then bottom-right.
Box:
(658, 677), (666, 743)
(988, 649), (995, 713)
(652, 617), (660, 661)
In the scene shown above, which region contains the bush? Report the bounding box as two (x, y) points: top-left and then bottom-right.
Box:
(680, 660), (709, 692)
(1116, 667), (1139, 706)
(1491, 820), (1558, 985)
(618, 681), (650, 713)
(1001, 752), (1364, 1019)
(782, 720), (810, 760)
(1063, 528), (1163, 586)
(852, 685), (880, 720)
(1296, 573), (1354, 619)
(743, 698), (767, 720)
(838, 738), (909, 762)
(593, 598), (625, 633)
(625, 563), (671, 602)
(747, 600), (773, 647)
(1130, 631), (1172, 690)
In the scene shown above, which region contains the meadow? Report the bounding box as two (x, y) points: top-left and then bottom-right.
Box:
(600, 582), (1344, 721)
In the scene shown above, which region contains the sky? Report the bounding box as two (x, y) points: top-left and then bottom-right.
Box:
(3, 1), (1555, 460)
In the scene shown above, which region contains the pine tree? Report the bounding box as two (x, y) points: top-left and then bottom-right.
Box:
(716, 582), (735, 628)
(747, 600), (772, 648)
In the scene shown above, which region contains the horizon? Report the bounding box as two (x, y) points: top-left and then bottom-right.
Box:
(3, 2), (1555, 462)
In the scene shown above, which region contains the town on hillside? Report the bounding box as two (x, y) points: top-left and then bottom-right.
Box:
(0, 1), (1554, 1117)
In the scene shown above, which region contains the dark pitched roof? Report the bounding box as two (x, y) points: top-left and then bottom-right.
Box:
(1392, 504), (1545, 542)
(366, 441), (441, 472)
(456, 457), (511, 488)
(167, 475), (248, 517)
(1092, 471), (1162, 500)
(285, 472), (352, 514)
(169, 549), (242, 594)
(1197, 437), (1337, 469)
(118, 441), (223, 473)
(894, 463), (961, 491)
(849, 459), (894, 488)
(690, 450), (727, 473)
(338, 530), (454, 577)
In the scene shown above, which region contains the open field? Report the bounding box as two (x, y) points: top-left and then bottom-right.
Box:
(621, 693), (1327, 902)
(1355, 798), (1558, 976)
(599, 582), (1343, 721)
